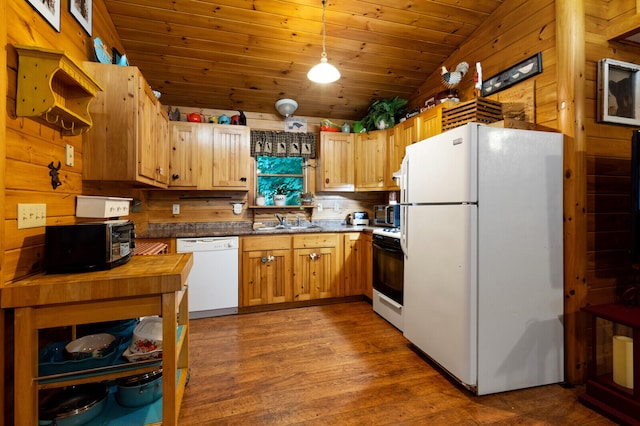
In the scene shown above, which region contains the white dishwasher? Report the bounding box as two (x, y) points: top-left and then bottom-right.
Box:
(176, 236), (239, 319)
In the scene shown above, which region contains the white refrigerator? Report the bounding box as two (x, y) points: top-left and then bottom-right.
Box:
(400, 123), (564, 395)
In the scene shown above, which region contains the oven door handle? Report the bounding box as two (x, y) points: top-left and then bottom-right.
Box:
(377, 291), (402, 310)
(373, 242), (403, 254)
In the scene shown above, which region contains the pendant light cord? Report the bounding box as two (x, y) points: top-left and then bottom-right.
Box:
(321, 0), (328, 58)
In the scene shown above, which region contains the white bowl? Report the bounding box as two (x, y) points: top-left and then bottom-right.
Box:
(65, 333), (115, 360)
(129, 317), (163, 354)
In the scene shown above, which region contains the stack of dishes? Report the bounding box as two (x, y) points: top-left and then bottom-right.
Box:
(123, 316), (163, 362)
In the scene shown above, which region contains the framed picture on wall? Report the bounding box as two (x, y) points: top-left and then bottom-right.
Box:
(69, 0), (92, 36)
(26, 0), (60, 32)
(598, 58), (640, 126)
(481, 52), (542, 96)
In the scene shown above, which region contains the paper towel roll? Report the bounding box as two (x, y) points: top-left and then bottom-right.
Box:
(613, 335), (634, 389)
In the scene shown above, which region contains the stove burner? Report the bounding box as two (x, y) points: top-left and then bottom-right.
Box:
(373, 227), (401, 239)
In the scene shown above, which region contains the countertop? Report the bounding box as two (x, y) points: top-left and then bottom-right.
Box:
(1, 253), (193, 308)
(139, 220), (377, 239)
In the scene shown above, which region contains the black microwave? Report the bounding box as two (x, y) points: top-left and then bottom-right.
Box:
(44, 220), (136, 274)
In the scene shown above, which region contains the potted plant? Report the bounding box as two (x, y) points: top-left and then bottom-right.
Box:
(298, 192), (315, 206)
(255, 192), (266, 206)
(273, 184), (289, 206)
(360, 96), (409, 131)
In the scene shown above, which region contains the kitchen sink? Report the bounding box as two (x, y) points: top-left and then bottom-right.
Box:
(255, 225), (321, 231)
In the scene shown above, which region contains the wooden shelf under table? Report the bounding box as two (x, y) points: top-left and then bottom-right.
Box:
(0, 254), (193, 426)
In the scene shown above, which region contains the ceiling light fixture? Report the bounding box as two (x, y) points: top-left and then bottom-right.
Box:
(275, 98), (299, 117)
(307, 0), (340, 84)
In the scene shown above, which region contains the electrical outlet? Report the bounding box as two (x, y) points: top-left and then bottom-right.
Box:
(317, 203), (323, 212)
(17, 203), (46, 229)
(65, 144), (75, 167)
(334, 202), (340, 212)
(172, 204), (180, 215)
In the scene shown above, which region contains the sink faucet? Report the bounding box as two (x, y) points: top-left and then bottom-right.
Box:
(275, 214), (287, 227)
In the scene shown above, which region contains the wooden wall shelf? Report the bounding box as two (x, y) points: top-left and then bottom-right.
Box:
(15, 45), (103, 135)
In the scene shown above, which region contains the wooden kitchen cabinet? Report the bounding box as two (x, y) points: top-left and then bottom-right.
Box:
(418, 102), (450, 140)
(241, 236), (292, 306)
(293, 234), (342, 300)
(344, 233), (364, 296)
(169, 122), (200, 187)
(83, 62), (170, 188)
(342, 232), (373, 300)
(362, 232), (373, 299)
(317, 132), (355, 191)
(344, 232), (373, 298)
(355, 130), (388, 191)
(1, 254), (193, 426)
(198, 125), (251, 190)
(388, 117), (420, 188)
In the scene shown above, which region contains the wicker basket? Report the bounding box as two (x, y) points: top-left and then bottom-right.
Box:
(441, 98), (503, 131)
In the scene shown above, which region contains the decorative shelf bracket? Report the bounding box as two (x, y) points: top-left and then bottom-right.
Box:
(15, 45), (103, 136)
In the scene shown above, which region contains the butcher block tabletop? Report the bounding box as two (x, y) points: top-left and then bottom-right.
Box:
(1, 253), (193, 308)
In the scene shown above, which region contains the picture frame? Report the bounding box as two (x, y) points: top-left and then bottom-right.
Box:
(26, 0), (60, 32)
(481, 52), (542, 96)
(597, 58), (640, 126)
(69, 0), (92, 36)
(284, 117), (307, 133)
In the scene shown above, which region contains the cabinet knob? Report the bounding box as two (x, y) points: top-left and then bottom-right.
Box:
(240, 177), (247, 182)
(326, 178), (329, 184)
(171, 174), (180, 180)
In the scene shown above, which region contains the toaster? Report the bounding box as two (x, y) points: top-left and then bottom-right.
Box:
(352, 211), (369, 226)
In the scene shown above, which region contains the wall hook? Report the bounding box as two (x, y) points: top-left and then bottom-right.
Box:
(48, 161), (62, 190)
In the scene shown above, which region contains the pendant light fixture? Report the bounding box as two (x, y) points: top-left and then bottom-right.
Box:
(307, 0), (340, 84)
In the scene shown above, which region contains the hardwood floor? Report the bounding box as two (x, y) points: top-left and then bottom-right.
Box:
(179, 301), (615, 425)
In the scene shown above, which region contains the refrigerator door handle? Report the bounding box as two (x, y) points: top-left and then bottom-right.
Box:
(400, 156), (409, 204)
(400, 204), (408, 257)
(399, 155), (409, 257)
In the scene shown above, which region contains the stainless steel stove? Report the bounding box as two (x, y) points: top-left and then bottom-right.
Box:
(372, 227), (404, 330)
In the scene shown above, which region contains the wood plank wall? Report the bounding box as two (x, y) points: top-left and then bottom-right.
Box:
(584, 1), (640, 305)
(1, 0), (7, 423)
(3, 0), (126, 285)
(410, 0), (558, 128)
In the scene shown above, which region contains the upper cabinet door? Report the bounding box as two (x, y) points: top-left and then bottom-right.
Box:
(138, 80), (159, 182)
(418, 103), (446, 141)
(169, 122), (199, 187)
(82, 63), (169, 188)
(193, 124), (251, 191)
(355, 130), (388, 191)
(317, 132), (355, 192)
(389, 117), (421, 188)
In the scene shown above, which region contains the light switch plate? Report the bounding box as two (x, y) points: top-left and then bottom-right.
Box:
(172, 204), (180, 214)
(65, 144), (74, 167)
(17, 203), (46, 229)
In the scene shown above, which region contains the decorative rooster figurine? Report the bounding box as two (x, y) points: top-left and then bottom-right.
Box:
(441, 61), (470, 89)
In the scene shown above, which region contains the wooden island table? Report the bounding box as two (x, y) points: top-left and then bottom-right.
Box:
(1, 253), (193, 426)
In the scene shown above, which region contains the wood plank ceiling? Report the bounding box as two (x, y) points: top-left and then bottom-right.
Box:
(104, 0), (504, 120)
